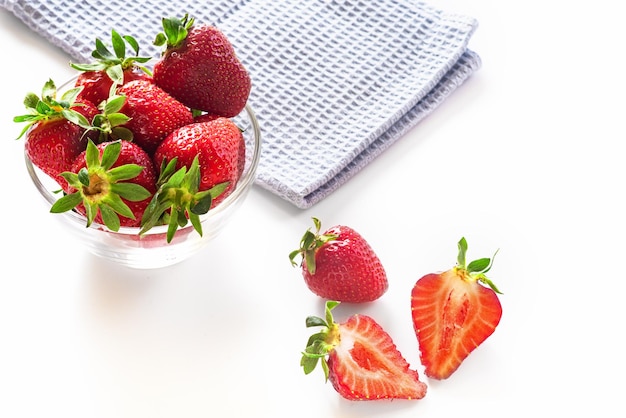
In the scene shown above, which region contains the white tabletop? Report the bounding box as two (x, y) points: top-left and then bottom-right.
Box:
(1, 1), (622, 417)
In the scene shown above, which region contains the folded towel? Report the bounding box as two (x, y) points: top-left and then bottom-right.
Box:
(2, 0), (481, 208)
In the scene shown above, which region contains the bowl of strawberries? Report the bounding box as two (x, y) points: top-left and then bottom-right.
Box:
(18, 17), (262, 269)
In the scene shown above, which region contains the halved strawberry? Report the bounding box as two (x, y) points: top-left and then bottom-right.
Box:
(411, 237), (503, 380)
(71, 29), (153, 106)
(302, 301), (427, 401)
(51, 139), (155, 230)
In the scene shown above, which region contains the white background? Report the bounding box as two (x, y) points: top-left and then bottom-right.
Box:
(1, 1), (623, 417)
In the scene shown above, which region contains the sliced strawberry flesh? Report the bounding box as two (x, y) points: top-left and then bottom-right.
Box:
(329, 314), (427, 400)
(412, 270), (502, 379)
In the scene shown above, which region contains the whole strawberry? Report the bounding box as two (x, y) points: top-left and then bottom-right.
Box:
(153, 15), (251, 117)
(71, 29), (153, 106)
(153, 117), (246, 208)
(289, 218), (388, 303)
(52, 139), (156, 230)
(117, 79), (194, 155)
(411, 237), (503, 380)
(302, 301), (427, 401)
(14, 79), (98, 187)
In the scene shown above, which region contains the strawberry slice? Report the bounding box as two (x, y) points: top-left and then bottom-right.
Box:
(302, 301), (427, 401)
(411, 237), (503, 380)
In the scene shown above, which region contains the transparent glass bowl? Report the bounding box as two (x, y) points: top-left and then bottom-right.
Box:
(25, 101), (261, 269)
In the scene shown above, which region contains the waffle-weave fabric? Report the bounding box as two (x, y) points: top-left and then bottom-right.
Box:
(2, 0), (481, 208)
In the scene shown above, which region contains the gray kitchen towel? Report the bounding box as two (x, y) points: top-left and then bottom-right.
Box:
(2, 0), (481, 208)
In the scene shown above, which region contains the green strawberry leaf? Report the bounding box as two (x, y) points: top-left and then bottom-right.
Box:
(154, 14), (194, 49)
(109, 182), (152, 202)
(305, 316), (327, 328)
(300, 301), (341, 381)
(455, 237), (503, 294)
(100, 204), (121, 231)
(467, 257), (491, 273)
(289, 217), (338, 273)
(108, 164), (145, 182)
(51, 140), (151, 231)
(139, 155), (226, 242)
(77, 167), (90, 187)
(14, 79), (93, 139)
(50, 192), (83, 214)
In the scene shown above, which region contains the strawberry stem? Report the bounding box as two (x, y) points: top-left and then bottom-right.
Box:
(301, 301), (341, 380)
(139, 156), (228, 242)
(455, 237), (503, 294)
(13, 79), (92, 140)
(153, 14), (195, 50)
(51, 140), (151, 231)
(70, 29), (153, 85)
(289, 217), (338, 274)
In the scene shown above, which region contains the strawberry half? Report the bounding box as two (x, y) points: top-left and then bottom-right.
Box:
(289, 218), (388, 303)
(411, 237), (503, 380)
(71, 29), (153, 106)
(153, 15), (251, 117)
(51, 139), (155, 230)
(302, 301), (427, 401)
(14, 79), (98, 188)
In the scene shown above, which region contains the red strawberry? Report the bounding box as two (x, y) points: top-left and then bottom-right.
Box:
(140, 117), (245, 242)
(117, 79), (194, 155)
(153, 117), (245, 207)
(302, 301), (427, 401)
(76, 66), (152, 107)
(411, 237), (503, 380)
(289, 218), (388, 303)
(14, 79), (98, 187)
(52, 139), (156, 230)
(72, 29), (153, 106)
(153, 15), (251, 117)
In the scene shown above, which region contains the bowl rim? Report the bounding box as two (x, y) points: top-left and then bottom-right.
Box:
(25, 103), (262, 237)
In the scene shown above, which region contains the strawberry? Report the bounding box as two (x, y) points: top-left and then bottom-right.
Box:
(302, 301), (427, 401)
(71, 29), (153, 106)
(153, 15), (251, 117)
(51, 139), (155, 230)
(411, 237), (503, 380)
(153, 117), (246, 207)
(139, 156), (228, 243)
(289, 218), (388, 303)
(116, 79), (194, 155)
(14, 79), (98, 187)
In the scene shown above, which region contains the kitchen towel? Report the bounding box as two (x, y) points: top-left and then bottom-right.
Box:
(1, 0), (481, 208)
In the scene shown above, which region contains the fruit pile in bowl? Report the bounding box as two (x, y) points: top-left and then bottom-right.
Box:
(16, 15), (261, 269)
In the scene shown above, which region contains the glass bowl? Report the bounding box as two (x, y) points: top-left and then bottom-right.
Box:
(25, 93), (262, 269)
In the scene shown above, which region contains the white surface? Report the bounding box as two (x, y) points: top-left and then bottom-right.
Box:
(1, 1), (623, 417)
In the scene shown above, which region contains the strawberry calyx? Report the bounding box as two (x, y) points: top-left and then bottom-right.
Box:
(153, 14), (195, 51)
(139, 156), (228, 243)
(71, 29), (152, 84)
(13, 79), (92, 140)
(301, 300), (342, 381)
(455, 237), (502, 294)
(289, 217), (338, 275)
(50, 139), (152, 231)
(90, 94), (133, 142)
